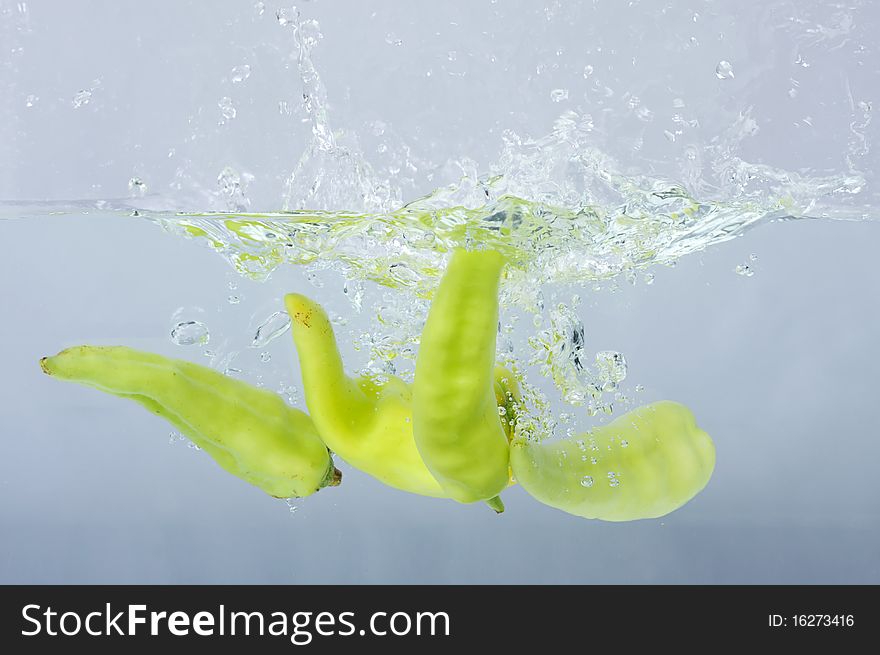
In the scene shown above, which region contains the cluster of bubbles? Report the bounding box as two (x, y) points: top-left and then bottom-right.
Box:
(140, 3), (875, 445)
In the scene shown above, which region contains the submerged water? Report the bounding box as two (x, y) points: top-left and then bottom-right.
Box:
(2, 0), (879, 582)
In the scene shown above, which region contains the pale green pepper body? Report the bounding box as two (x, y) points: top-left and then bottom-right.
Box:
(510, 401), (715, 521)
(40, 345), (338, 498)
(286, 293), (448, 498)
(412, 248), (510, 504)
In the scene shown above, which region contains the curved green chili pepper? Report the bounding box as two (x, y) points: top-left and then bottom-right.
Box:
(412, 248), (510, 504)
(286, 292), (520, 509)
(510, 401), (715, 521)
(40, 345), (339, 498)
(286, 292), (447, 498)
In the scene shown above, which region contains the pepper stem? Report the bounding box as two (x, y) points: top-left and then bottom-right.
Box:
(321, 463), (343, 489)
(485, 495), (505, 514)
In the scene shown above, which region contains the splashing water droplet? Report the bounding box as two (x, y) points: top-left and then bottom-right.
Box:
(218, 96), (236, 121)
(71, 89), (92, 108)
(342, 278), (364, 312)
(251, 311), (292, 348)
(594, 351), (627, 389)
(276, 7), (296, 26)
(171, 321), (210, 346)
(715, 60), (735, 79)
(216, 167), (252, 211)
(735, 263), (755, 277)
(231, 64), (251, 84)
(583, 64), (594, 78)
(550, 88), (569, 103)
(25, 94), (38, 107)
(128, 177), (147, 197)
(228, 295), (241, 304)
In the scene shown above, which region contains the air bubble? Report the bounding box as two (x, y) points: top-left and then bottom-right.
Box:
(636, 107), (654, 122)
(171, 321), (210, 346)
(276, 8), (296, 26)
(594, 351), (627, 387)
(231, 64), (251, 84)
(715, 60), (734, 79)
(71, 89), (92, 108)
(580, 476), (594, 488)
(252, 311), (292, 348)
(735, 264), (755, 277)
(128, 177), (147, 197)
(218, 96), (237, 121)
(550, 88), (569, 103)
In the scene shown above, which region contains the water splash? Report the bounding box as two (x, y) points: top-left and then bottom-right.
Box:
(2, 1), (877, 445)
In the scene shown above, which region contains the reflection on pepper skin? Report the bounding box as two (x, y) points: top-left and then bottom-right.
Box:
(40, 346), (339, 498)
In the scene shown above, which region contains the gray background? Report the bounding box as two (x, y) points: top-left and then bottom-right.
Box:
(1, 0), (879, 583)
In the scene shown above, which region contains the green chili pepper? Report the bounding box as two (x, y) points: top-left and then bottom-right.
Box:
(286, 292), (520, 508)
(412, 248), (511, 505)
(286, 292), (448, 498)
(510, 401), (715, 521)
(40, 345), (339, 498)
